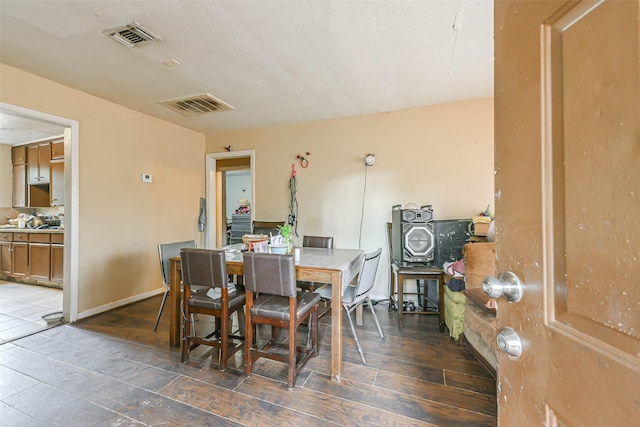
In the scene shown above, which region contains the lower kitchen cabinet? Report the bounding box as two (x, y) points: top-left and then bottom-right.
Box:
(29, 243), (51, 281)
(0, 231), (63, 285)
(12, 242), (28, 278)
(0, 240), (11, 275)
(51, 234), (64, 284)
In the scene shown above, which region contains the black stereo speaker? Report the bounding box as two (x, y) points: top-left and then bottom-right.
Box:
(391, 205), (435, 264)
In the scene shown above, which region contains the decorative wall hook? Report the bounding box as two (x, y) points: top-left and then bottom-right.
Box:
(296, 151), (311, 168)
(224, 145), (232, 152)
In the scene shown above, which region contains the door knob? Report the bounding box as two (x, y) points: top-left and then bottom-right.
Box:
(497, 327), (523, 358)
(482, 271), (523, 302)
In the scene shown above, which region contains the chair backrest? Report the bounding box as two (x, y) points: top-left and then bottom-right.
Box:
(243, 252), (297, 297)
(354, 248), (383, 299)
(252, 220), (285, 237)
(158, 240), (196, 287)
(180, 248), (228, 289)
(302, 235), (334, 249)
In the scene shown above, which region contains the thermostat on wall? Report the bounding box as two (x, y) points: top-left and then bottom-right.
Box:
(141, 173), (152, 183)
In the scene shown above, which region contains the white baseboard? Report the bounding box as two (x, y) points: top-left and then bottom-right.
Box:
(76, 287), (166, 321)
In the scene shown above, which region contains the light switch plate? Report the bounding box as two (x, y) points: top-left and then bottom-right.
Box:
(141, 173), (152, 183)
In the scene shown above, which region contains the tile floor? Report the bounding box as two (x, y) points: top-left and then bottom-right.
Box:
(0, 281), (63, 344)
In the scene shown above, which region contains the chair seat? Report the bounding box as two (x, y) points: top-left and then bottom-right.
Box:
(251, 291), (320, 321)
(316, 284), (361, 306)
(189, 287), (246, 311)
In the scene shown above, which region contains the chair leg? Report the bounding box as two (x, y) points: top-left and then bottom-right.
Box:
(181, 306), (191, 363)
(367, 296), (385, 339)
(311, 306), (318, 358)
(191, 314), (197, 337)
(219, 314), (228, 371)
(388, 268), (395, 312)
(288, 319), (296, 389)
(244, 293), (254, 378)
(153, 290), (169, 331)
(345, 305), (366, 364)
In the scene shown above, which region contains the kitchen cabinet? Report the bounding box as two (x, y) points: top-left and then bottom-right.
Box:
(51, 234), (64, 284)
(51, 138), (64, 160)
(12, 140), (64, 208)
(29, 234), (51, 281)
(0, 231), (63, 285)
(12, 146), (27, 208)
(0, 233), (11, 276)
(50, 161), (64, 206)
(13, 164), (27, 207)
(12, 238), (28, 278)
(27, 143), (51, 184)
(12, 146), (26, 165)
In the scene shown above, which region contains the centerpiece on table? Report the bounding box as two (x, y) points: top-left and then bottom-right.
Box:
(269, 223), (293, 254)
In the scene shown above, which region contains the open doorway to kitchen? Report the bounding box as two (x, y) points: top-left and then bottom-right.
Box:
(205, 150), (254, 249)
(0, 102), (79, 331)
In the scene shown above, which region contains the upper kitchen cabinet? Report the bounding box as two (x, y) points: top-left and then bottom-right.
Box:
(12, 164), (27, 207)
(12, 145), (26, 165)
(51, 138), (64, 160)
(11, 146), (27, 208)
(11, 139), (64, 208)
(50, 161), (64, 206)
(27, 143), (51, 184)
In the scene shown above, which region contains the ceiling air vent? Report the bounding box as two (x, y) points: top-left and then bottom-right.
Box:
(160, 93), (235, 117)
(106, 22), (160, 48)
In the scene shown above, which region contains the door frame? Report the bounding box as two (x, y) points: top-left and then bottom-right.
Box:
(0, 102), (79, 322)
(205, 150), (255, 248)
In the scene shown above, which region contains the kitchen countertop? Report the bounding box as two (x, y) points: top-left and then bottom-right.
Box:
(0, 227), (63, 233)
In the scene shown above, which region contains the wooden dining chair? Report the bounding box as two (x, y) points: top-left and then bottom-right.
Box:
(180, 248), (246, 371)
(243, 252), (320, 389)
(252, 220), (285, 237)
(297, 235), (334, 292)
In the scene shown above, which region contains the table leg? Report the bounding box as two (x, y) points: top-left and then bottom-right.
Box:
(169, 259), (181, 347)
(398, 273), (404, 331)
(438, 274), (445, 333)
(330, 270), (342, 382)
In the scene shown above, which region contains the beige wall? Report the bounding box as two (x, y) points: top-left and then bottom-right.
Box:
(0, 63), (206, 315)
(207, 98), (495, 296)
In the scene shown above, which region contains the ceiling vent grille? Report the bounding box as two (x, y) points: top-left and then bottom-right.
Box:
(160, 93), (235, 117)
(106, 22), (160, 48)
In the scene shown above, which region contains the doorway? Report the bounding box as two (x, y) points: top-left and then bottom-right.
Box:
(0, 102), (79, 324)
(205, 150), (255, 249)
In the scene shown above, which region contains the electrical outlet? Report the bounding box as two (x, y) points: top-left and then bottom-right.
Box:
(141, 173), (152, 183)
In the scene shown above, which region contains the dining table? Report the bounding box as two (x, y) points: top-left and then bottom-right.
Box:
(169, 246), (364, 382)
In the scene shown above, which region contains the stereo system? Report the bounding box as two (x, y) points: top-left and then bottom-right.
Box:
(391, 204), (435, 264)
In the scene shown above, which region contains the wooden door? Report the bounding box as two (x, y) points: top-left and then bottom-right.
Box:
(494, 0), (640, 424)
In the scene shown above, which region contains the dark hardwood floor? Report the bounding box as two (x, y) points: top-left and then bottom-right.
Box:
(0, 296), (496, 426)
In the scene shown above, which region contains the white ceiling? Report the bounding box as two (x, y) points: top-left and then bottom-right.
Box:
(0, 0), (494, 144)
